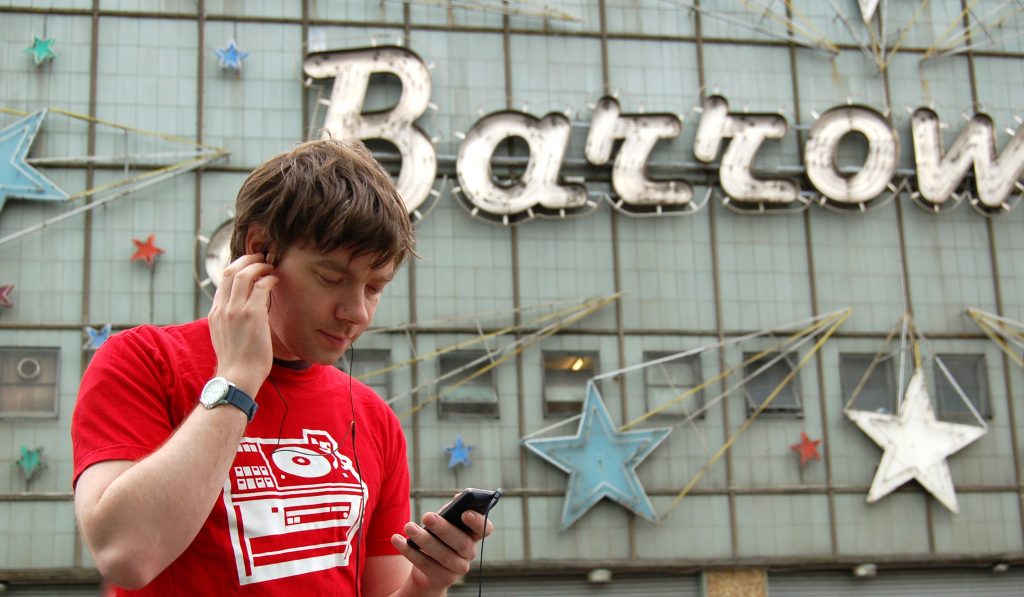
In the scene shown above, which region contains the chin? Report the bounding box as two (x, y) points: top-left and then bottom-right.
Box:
(312, 346), (350, 365)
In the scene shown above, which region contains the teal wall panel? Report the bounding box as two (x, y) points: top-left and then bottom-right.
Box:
(809, 206), (906, 334)
(833, 492), (931, 556)
(203, 21), (304, 168)
(639, 495), (733, 559)
(0, 501), (77, 568)
(933, 491), (1024, 554)
(715, 204), (814, 332)
(902, 204), (998, 333)
(605, 0), (697, 37)
(409, 30), (507, 158)
(735, 494), (832, 557)
(0, 14), (93, 115)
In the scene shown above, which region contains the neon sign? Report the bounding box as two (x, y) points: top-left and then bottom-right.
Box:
(303, 46), (1023, 224)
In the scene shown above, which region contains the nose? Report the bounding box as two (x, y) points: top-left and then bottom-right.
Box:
(335, 287), (371, 326)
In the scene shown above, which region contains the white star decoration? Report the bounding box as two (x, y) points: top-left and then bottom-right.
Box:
(523, 382), (671, 529)
(846, 368), (986, 513)
(858, 0), (881, 24)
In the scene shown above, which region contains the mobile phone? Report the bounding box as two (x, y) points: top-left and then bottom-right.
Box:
(407, 487), (502, 551)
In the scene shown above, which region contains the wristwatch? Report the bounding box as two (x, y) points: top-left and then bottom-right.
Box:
(200, 376), (258, 422)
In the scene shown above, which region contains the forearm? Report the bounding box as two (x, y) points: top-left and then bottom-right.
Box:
(390, 580), (447, 597)
(77, 404), (247, 588)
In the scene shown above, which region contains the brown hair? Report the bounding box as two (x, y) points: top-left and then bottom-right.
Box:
(230, 138), (415, 269)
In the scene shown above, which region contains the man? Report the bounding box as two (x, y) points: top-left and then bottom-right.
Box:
(72, 139), (491, 595)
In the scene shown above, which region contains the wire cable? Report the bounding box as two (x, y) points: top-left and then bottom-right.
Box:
(475, 490), (501, 597)
(349, 345), (365, 597)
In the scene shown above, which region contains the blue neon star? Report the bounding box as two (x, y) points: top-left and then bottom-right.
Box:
(524, 382), (672, 529)
(445, 435), (475, 469)
(0, 111), (68, 213)
(24, 35), (57, 66)
(83, 323), (111, 350)
(214, 40), (249, 71)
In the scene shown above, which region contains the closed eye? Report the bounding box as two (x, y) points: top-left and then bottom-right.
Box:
(317, 273), (344, 285)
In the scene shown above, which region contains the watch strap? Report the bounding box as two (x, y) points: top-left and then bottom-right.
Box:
(223, 385), (258, 422)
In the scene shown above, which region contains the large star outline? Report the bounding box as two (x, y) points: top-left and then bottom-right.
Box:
(846, 368), (986, 513)
(0, 110), (68, 213)
(524, 382), (672, 529)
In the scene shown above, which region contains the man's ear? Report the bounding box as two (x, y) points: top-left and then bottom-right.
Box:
(244, 227), (270, 258)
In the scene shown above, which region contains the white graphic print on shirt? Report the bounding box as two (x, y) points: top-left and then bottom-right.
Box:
(223, 429), (367, 585)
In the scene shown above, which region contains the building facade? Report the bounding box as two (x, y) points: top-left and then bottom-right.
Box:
(0, 0), (1023, 594)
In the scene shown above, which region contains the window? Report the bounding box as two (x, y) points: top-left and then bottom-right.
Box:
(839, 353), (896, 414)
(644, 351), (704, 420)
(437, 351), (498, 418)
(0, 348), (59, 418)
(336, 349), (392, 400)
(742, 351), (801, 415)
(543, 351), (598, 416)
(934, 354), (990, 422)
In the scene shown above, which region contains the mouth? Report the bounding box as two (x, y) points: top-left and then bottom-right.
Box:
(319, 330), (351, 348)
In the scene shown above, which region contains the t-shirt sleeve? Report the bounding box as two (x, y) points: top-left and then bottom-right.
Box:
(71, 327), (178, 489)
(364, 405), (411, 557)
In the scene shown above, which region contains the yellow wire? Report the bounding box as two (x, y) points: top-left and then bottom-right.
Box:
(397, 295), (619, 419)
(930, 6), (1021, 58)
(659, 308), (851, 519)
(967, 308), (1024, 368)
(910, 321), (922, 370)
(735, 0), (839, 53)
(46, 107), (226, 151)
(781, 0), (841, 52)
(359, 294), (618, 381)
(922, 0), (975, 60)
(883, 0), (936, 68)
(620, 312), (839, 431)
(2, 105), (229, 201)
(66, 154), (224, 200)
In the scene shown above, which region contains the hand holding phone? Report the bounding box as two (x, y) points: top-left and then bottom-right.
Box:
(407, 488), (502, 550)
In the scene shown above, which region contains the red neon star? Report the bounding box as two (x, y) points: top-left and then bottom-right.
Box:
(131, 234), (165, 267)
(790, 432), (822, 466)
(0, 285), (13, 308)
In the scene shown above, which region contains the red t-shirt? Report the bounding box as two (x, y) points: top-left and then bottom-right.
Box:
(72, 320), (411, 596)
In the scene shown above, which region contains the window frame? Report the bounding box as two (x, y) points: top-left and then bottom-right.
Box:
(0, 347), (61, 420)
(436, 350), (499, 418)
(336, 348), (392, 400)
(741, 350), (802, 416)
(543, 350), (600, 417)
(838, 352), (897, 415)
(643, 350), (705, 420)
(933, 353), (991, 423)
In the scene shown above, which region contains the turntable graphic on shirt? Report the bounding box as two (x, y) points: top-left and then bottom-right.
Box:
(223, 429), (367, 585)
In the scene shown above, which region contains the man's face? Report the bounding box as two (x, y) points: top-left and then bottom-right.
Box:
(266, 244), (396, 364)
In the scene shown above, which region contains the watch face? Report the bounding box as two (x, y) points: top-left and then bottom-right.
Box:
(201, 377), (230, 407)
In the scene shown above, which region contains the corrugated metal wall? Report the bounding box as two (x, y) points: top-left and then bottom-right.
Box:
(769, 569), (1024, 596)
(448, 574), (701, 597)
